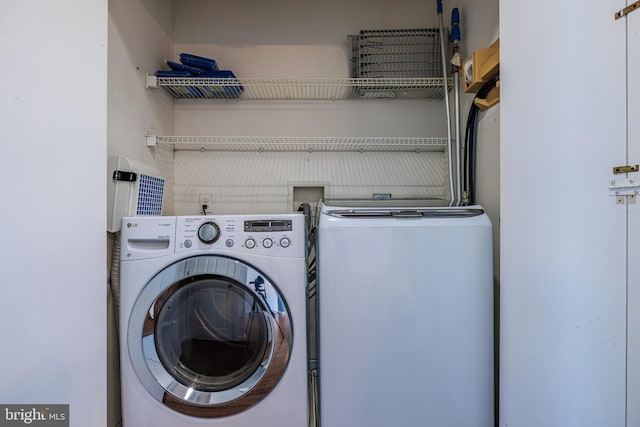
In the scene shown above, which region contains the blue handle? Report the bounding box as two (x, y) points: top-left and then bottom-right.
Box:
(451, 7), (460, 25)
(437, 0), (443, 14)
(450, 8), (460, 41)
(451, 24), (460, 41)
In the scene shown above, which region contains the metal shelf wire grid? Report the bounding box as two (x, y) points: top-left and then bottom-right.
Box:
(147, 76), (452, 100)
(351, 28), (445, 79)
(148, 136), (449, 153)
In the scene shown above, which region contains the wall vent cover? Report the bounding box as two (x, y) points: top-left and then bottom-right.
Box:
(107, 155), (165, 232)
(136, 174), (165, 216)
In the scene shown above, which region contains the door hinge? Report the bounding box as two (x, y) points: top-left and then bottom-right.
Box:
(615, 1), (640, 19)
(613, 164), (640, 174)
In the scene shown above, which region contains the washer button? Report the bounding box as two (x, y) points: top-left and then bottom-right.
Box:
(225, 239), (234, 248)
(263, 238), (273, 248)
(280, 237), (291, 248)
(184, 240), (192, 248)
(245, 238), (256, 249)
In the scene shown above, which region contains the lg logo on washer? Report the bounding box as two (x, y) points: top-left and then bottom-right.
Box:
(0, 405), (68, 426)
(126, 222), (173, 228)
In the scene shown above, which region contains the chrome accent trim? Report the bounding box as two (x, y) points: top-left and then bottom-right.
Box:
(325, 208), (485, 218)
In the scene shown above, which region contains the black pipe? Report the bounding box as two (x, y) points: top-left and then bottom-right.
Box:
(463, 76), (499, 205)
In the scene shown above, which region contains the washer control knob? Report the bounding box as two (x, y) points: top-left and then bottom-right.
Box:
(198, 221), (220, 244)
(262, 238), (273, 248)
(245, 238), (256, 249)
(280, 237), (291, 248)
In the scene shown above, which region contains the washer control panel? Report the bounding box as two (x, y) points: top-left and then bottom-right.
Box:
(175, 215), (304, 257)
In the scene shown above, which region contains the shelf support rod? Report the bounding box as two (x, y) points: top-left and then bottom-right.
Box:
(437, 0), (456, 206)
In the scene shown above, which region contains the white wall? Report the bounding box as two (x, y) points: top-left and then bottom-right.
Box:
(108, 0), (175, 160)
(171, 0), (452, 215)
(174, 150), (449, 214)
(628, 9), (640, 426)
(108, 0), (175, 198)
(107, 1), (175, 425)
(500, 0), (628, 425)
(455, 0), (500, 282)
(173, 0), (446, 66)
(0, 1), (108, 426)
(453, 2), (500, 420)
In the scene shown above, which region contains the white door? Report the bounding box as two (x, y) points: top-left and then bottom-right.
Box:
(626, 1), (640, 424)
(500, 0), (628, 425)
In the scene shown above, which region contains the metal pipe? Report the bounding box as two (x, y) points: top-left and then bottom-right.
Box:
(437, 0), (455, 206)
(451, 8), (462, 205)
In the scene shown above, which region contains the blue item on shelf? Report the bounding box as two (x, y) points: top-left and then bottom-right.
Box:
(155, 70), (191, 77)
(199, 70), (244, 98)
(166, 60), (203, 75)
(199, 69), (236, 78)
(154, 65), (243, 99)
(164, 85), (205, 98)
(179, 53), (218, 70)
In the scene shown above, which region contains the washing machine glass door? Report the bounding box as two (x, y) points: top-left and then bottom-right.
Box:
(127, 255), (292, 418)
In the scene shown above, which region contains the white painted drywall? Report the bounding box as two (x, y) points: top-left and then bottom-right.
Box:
(108, 0), (175, 200)
(454, 0), (500, 283)
(173, 150), (449, 214)
(500, 0), (628, 425)
(107, 1), (175, 425)
(171, 0), (452, 214)
(0, 1), (108, 426)
(108, 0), (174, 160)
(626, 8), (640, 426)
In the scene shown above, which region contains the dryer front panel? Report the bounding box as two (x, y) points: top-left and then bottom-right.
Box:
(127, 254), (292, 418)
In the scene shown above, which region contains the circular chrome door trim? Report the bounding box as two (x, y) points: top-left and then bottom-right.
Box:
(127, 255), (293, 418)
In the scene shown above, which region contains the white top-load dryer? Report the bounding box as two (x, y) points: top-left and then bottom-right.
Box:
(119, 214), (308, 427)
(316, 199), (494, 427)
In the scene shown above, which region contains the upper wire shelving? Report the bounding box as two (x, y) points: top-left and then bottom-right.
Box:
(146, 76), (452, 101)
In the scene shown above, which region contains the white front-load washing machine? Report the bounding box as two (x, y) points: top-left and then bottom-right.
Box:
(119, 214), (308, 426)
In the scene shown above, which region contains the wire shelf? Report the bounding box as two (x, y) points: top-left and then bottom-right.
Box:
(146, 76), (452, 100)
(146, 135), (449, 153)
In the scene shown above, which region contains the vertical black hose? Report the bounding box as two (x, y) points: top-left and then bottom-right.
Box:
(463, 77), (499, 205)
